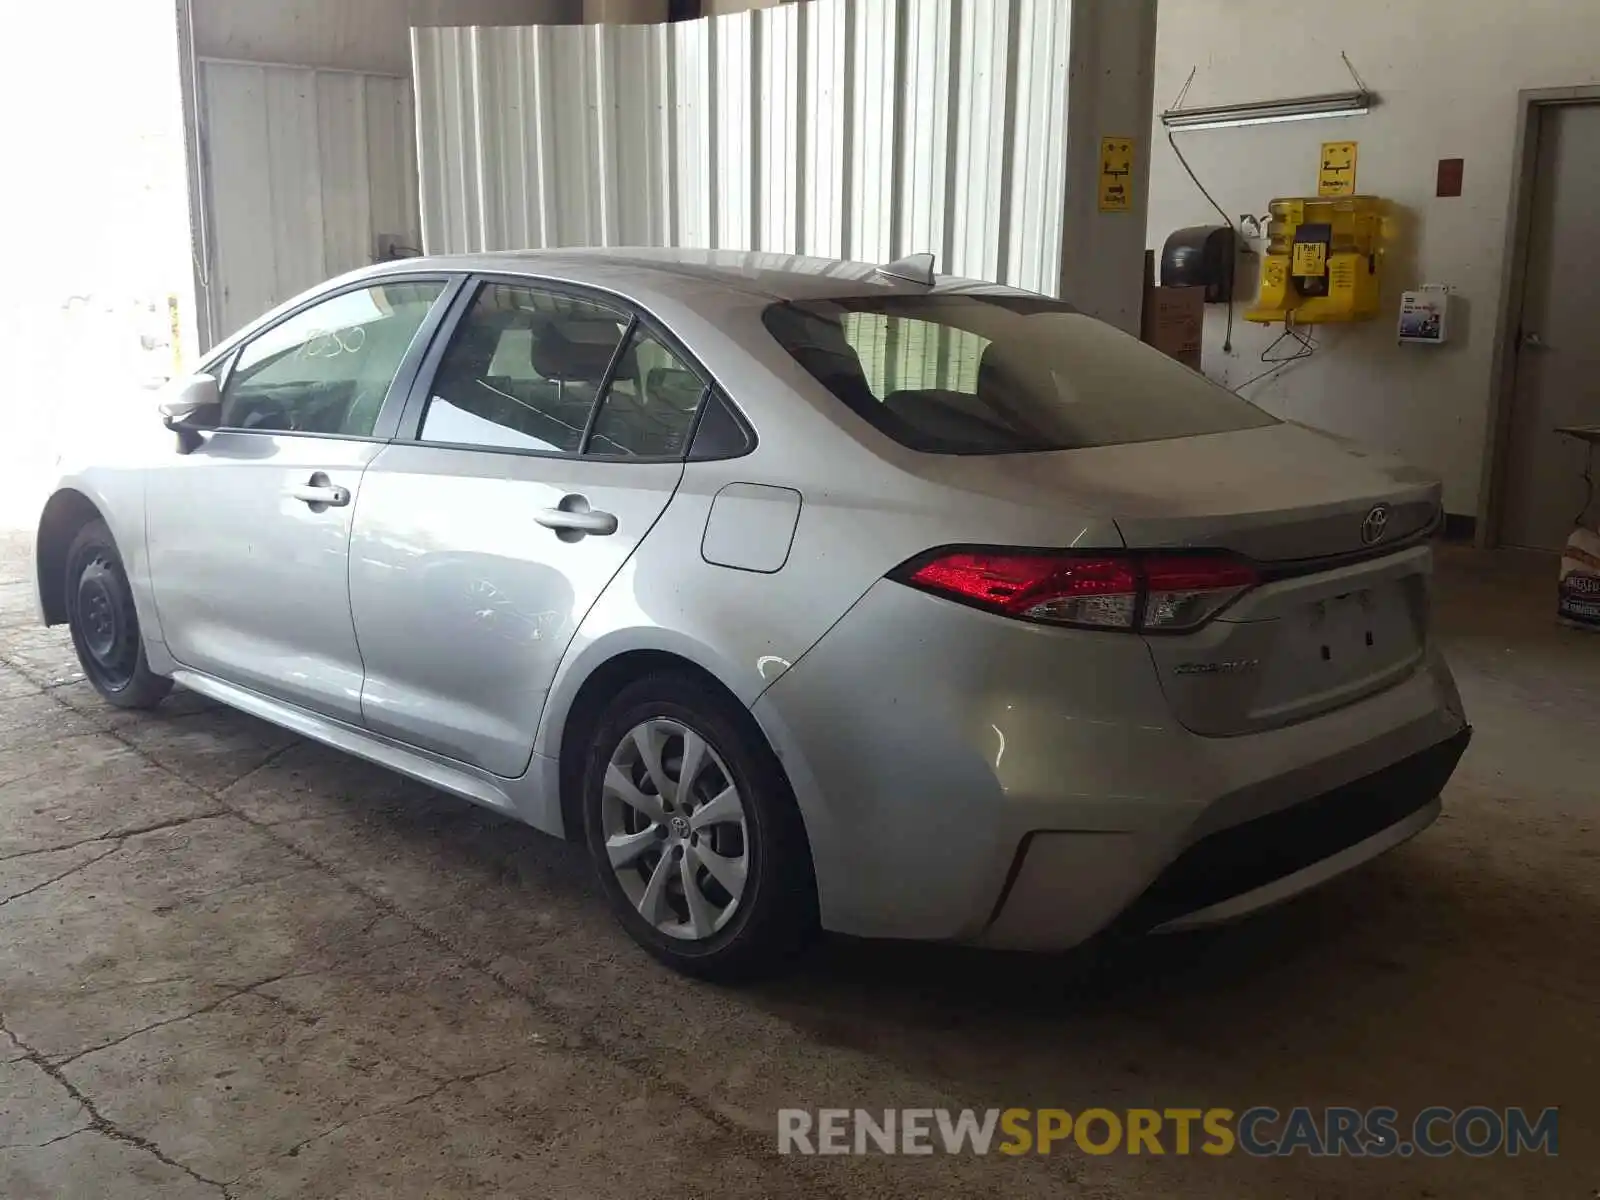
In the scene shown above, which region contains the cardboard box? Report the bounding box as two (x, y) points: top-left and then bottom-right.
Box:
(1141, 283), (1204, 372)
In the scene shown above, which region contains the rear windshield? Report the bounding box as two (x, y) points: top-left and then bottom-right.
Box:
(762, 293), (1278, 454)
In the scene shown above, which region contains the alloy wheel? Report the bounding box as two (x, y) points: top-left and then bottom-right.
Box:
(599, 717), (749, 941)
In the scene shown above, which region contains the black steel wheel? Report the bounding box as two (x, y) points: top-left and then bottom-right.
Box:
(64, 520), (172, 709)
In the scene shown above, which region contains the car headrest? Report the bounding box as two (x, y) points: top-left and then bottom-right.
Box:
(646, 366), (704, 410)
(976, 340), (1036, 405)
(530, 318), (629, 382)
(977, 341), (1004, 391)
(767, 306), (871, 383)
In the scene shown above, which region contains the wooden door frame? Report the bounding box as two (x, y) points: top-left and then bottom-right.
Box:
(1479, 86), (1600, 547)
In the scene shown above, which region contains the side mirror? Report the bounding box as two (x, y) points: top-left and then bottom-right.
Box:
(160, 374), (221, 454)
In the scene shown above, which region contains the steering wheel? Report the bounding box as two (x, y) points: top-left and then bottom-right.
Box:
(240, 400), (295, 431)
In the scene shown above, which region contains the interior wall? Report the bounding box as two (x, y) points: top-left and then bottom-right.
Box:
(1146, 0), (1600, 516)
(192, 0), (581, 75)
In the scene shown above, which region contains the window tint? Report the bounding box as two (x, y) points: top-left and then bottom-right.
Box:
(688, 390), (753, 460)
(222, 281), (445, 436)
(762, 294), (1279, 454)
(421, 283), (629, 454)
(587, 328), (704, 458)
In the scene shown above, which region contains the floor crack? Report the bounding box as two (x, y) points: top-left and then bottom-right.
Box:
(0, 810), (228, 863)
(0, 1011), (232, 1197)
(213, 739), (304, 795)
(148, 861), (324, 911)
(1, 1124), (94, 1151)
(53, 971), (301, 1069)
(0, 843), (123, 908)
(268, 1063), (517, 1167)
(0, 763), (56, 792)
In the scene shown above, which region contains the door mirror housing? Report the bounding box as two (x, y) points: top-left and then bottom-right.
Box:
(160, 374), (221, 453)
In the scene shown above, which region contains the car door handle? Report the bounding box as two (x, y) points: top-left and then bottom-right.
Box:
(290, 475), (351, 508)
(535, 496), (617, 537)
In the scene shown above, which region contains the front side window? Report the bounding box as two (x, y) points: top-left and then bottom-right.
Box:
(420, 283), (630, 454)
(222, 281), (446, 437)
(763, 294), (1279, 454)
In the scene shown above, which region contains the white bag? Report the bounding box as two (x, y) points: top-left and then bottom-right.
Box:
(1558, 525), (1600, 629)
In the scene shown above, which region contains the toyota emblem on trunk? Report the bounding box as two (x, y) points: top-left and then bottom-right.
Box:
(1361, 504), (1391, 546)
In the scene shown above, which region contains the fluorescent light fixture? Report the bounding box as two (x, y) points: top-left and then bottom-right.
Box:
(1161, 90), (1372, 132)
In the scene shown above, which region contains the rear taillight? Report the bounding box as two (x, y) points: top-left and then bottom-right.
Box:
(896, 549), (1258, 633)
(1140, 555), (1259, 631)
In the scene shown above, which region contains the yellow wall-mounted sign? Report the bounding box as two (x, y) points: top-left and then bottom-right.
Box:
(1099, 136), (1136, 212)
(1318, 141), (1358, 197)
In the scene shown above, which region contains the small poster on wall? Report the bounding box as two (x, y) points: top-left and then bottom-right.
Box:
(1318, 141), (1358, 197)
(1099, 137), (1136, 212)
(1397, 289), (1450, 345)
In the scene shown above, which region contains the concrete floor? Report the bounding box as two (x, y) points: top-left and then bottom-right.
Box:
(0, 528), (1594, 1199)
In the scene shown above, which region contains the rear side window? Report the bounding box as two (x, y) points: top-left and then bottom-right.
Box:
(762, 294), (1278, 454)
(688, 390), (754, 460)
(586, 327), (705, 458)
(421, 283), (630, 454)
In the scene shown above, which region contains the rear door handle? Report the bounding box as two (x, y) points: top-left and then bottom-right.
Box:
(535, 495), (617, 538)
(291, 473), (351, 509)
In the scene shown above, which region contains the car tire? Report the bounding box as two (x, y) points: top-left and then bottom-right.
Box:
(64, 520), (173, 710)
(581, 673), (818, 981)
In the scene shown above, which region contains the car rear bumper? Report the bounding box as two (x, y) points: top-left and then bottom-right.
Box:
(753, 578), (1469, 950)
(985, 727), (1467, 948)
(1148, 796), (1442, 932)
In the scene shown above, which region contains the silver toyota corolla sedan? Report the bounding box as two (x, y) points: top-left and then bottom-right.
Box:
(34, 248), (1471, 978)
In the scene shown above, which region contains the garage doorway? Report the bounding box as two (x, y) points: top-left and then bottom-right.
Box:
(0, 0), (193, 528)
(1489, 95), (1600, 550)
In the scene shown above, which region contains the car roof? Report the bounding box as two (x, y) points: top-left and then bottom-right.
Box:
(355, 246), (1025, 306)
(204, 247), (1052, 378)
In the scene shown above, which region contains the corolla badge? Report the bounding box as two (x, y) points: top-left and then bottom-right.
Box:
(1361, 503), (1391, 546)
(1173, 659), (1260, 676)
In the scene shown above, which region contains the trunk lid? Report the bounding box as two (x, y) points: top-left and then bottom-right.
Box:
(1144, 542), (1434, 736)
(1084, 423), (1440, 737)
(1095, 424), (1441, 562)
(909, 422), (1441, 736)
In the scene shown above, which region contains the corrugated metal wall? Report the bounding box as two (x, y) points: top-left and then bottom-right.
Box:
(199, 60), (421, 339)
(412, 0), (1072, 294)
